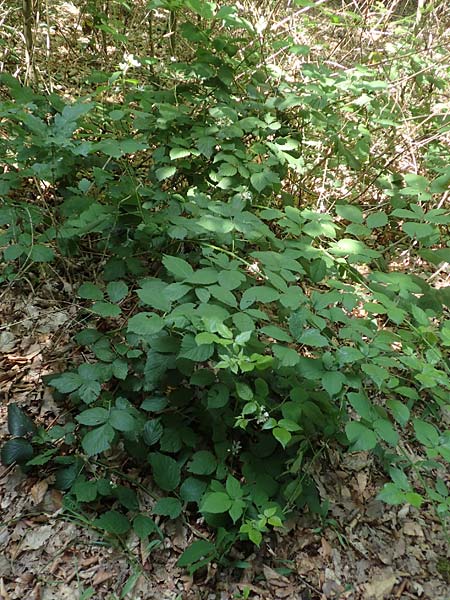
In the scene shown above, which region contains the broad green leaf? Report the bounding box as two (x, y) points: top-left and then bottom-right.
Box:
(78, 283), (104, 301)
(128, 313), (165, 335)
(377, 483), (405, 505)
(179, 335), (214, 361)
(180, 477), (208, 503)
(218, 270), (246, 290)
(273, 427), (291, 448)
(240, 286), (280, 309)
(162, 255), (194, 280)
(7, 404), (36, 436)
(108, 409), (135, 432)
(170, 148), (191, 160)
(177, 540), (216, 567)
(321, 371), (345, 396)
(347, 391), (374, 421)
(260, 325), (292, 342)
(95, 510), (130, 535)
(272, 345), (299, 367)
(137, 279), (171, 312)
(76, 407), (109, 426)
(386, 399), (410, 428)
(402, 222), (435, 239)
(373, 418), (399, 446)
(91, 302), (121, 317)
(361, 363), (389, 388)
(188, 451), (217, 475)
(345, 421), (377, 451)
(153, 497), (182, 519)
(201, 492), (232, 514)
(413, 419), (439, 447)
(73, 478), (98, 502)
(149, 453), (181, 491)
(30, 245), (55, 262)
(143, 419), (163, 445)
(133, 514), (158, 539)
(156, 166), (176, 181)
(226, 475), (243, 499)
(336, 204), (363, 223)
(141, 396), (168, 412)
(106, 281), (128, 303)
(366, 211), (388, 229)
(51, 372), (83, 393)
(78, 381), (101, 404)
(1, 438), (34, 466)
(82, 423), (115, 456)
(299, 328), (329, 347)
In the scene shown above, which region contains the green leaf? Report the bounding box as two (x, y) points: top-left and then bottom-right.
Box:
(336, 204), (363, 224)
(201, 492), (232, 514)
(321, 371), (345, 396)
(186, 268), (219, 285)
(156, 166), (176, 181)
(127, 313), (165, 335)
(1, 438), (34, 466)
(273, 427), (291, 448)
(260, 325), (292, 342)
(170, 148), (191, 160)
(153, 497), (182, 519)
(361, 363), (389, 388)
(413, 419), (439, 447)
(226, 475), (243, 499)
(133, 514), (158, 539)
(78, 381), (102, 404)
(179, 335), (214, 362)
(188, 451), (217, 475)
(177, 540), (216, 567)
(30, 245), (55, 262)
(143, 419), (163, 446)
(95, 510), (130, 535)
(73, 478), (98, 502)
(377, 483), (405, 505)
(299, 328), (329, 347)
(402, 222), (435, 240)
(240, 286), (280, 309)
(141, 396), (168, 412)
(180, 477), (207, 503)
(345, 421), (377, 451)
(366, 211), (388, 229)
(78, 283), (104, 301)
(272, 345), (299, 367)
(149, 453), (181, 491)
(76, 407), (109, 426)
(7, 404), (36, 436)
(108, 409), (135, 432)
(91, 302), (121, 317)
(106, 281), (128, 303)
(250, 169), (279, 193)
(373, 418), (399, 446)
(348, 392), (374, 421)
(162, 255), (194, 280)
(386, 399), (410, 428)
(82, 423), (115, 456)
(137, 279), (172, 312)
(51, 372), (82, 393)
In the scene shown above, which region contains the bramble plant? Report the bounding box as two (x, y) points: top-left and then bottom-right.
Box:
(1, 0), (450, 570)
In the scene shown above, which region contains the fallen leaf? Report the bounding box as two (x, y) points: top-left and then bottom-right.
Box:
(364, 572), (397, 600)
(31, 481), (49, 505)
(22, 525), (53, 551)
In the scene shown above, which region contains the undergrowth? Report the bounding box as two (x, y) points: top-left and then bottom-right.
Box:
(1, 0), (450, 572)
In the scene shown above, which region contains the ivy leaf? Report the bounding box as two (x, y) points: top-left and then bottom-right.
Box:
(201, 492), (232, 514)
(82, 424), (115, 456)
(149, 453), (181, 491)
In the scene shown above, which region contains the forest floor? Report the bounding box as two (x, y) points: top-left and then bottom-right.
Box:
(1, 0), (450, 598)
(0, 287), (449, 598)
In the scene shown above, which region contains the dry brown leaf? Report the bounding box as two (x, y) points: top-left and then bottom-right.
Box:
(364, 571), (397, 600)
(31, 481), (48, 505)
